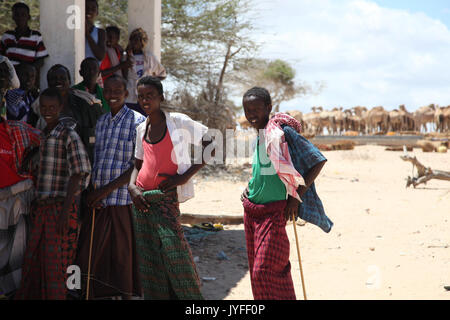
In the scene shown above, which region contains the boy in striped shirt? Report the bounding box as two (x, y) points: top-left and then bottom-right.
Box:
(0, 2), (49, 82)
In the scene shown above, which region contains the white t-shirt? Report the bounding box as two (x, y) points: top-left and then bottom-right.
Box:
(134, 54), (145, 79)
(135, 112), (209, 203)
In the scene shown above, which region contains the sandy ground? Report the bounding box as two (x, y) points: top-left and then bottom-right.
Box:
(180, 145), (450, 300)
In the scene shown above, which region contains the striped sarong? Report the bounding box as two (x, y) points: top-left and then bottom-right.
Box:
(243, 197), (296, 300)
(15, 199), (78, 300)
(0, 179), (34, 296)
(132, 190), (203, 300)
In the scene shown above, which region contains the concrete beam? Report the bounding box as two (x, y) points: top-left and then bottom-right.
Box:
(128, 0), (161, 60)
(39, 0), (85, 89)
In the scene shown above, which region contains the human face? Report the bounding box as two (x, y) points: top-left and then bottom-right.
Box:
(40, 96), (63, 128)
(18, 66), (36, 91)
(47, 68), (70, 95)
(137, 84), (163, 116)
(106, 31), (119, 48)
(85, 0), (98, 24)
(12, 7), (30, 29)
(129, 35), (144, 52)
(243, 96), (272, 130)
(104, 79), (128, 113)
(80, 60), (99, 83)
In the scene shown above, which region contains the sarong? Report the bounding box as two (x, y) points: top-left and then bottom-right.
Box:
(132, 190), (203, 300)
(15, 199), (78, 300)
(0, 179), (34, 296)
(76, 205), (141, 299)
(243, 198), (296, 300)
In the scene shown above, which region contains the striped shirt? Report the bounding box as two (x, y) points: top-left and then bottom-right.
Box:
(0, 29), (49, 65)
(37, 119), (91, 200)
(92, 105), (146, 206)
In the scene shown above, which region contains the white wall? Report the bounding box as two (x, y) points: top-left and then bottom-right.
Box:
(128, 0), (161, 60)
(40, 0), (85, 89)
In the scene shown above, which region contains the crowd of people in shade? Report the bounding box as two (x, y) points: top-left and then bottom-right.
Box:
(1, 0), (331, 301)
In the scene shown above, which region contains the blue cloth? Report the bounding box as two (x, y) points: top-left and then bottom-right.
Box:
(5, 89), (36, 123)
(92, 105), (146, 206)
(282, 125), (333, 233)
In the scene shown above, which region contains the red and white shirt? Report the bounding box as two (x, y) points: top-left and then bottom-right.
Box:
(0, 28), (49, 65)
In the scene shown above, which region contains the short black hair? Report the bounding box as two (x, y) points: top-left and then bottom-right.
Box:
(47, 64), (71, 84)
(40, 87), (63, 105)
(106, 26), (121, 37)
(137, 76), (164, 95)
(80, 57), (99, 69)
(243, 87), (272, 107)
(104, 74), (127, 90)
(12, 2), (30, 14)
(86, 0), (99, 8)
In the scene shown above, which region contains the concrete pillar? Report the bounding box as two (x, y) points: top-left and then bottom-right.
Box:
(39, 0), (85, 89)
(128, 0), (162, 60)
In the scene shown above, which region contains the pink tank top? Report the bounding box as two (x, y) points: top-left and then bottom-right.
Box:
(136, 127), (178, 191)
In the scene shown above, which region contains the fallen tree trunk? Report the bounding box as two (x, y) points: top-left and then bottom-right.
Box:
(180, 213), (243, 225)
(400, 154), (450, 188)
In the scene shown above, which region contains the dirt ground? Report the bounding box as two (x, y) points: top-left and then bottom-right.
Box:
(180, 145), (450, 300)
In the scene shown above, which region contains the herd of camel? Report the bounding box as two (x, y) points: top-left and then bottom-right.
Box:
(238, 104), (450, 135)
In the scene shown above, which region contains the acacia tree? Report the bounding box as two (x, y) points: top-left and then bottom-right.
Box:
(235, 58), (320, 112)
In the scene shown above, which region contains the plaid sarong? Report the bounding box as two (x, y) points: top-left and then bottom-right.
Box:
(15, 199), (78, 300)
(243, 198), (296, 300)
(132, 190), (203, 300)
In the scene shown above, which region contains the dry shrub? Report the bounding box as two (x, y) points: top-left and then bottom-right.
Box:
(421, 142), (436, 152)
(314, 144), (332, 151)
(332, 140), (355, 150)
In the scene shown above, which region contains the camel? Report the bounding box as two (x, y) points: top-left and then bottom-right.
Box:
(435, 105), (450, 132)
(398, 105), (415, 131)
(388, 109), (402, 132)
(343, 109), (355, 132)
(331, 107), (346, 135)
(317, 106), (337, 135)
(414, 104), (436, 133)
(303, 107), (322, 135)
(352, 106), (367, 133)
(366, 106), (389, 134)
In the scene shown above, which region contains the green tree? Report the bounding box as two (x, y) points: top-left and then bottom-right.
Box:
(237, 58), (318, 112)
(0, 0), (40, 35)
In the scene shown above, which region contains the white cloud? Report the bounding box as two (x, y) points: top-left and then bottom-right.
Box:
(251, 0), (450, 112)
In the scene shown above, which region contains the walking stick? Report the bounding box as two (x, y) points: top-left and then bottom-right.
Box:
(292, 213), (307, 300)
(86, 205), (96, 300)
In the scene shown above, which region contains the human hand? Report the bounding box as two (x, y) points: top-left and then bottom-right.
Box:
(86, 187), (108, 209)
(158, 173), (188, 193)
(121, 58), (133, 69)
(285, 196), (300, 221)
(128, 184), (151, 212)
(85, 21), (93, 37)
(240, 186), (249, 202)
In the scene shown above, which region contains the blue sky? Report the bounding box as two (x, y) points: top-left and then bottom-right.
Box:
(248, 0), (450, 113)
(373, 0), (450, 27)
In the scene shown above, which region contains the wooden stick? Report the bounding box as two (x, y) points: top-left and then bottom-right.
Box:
(292, 213), (307, 300)
(86, 207), (96, 300)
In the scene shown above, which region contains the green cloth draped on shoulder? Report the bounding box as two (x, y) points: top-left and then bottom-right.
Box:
(132, 190), (203, 300)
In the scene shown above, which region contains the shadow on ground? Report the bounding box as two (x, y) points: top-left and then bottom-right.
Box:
(183, 226), (248, 300)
